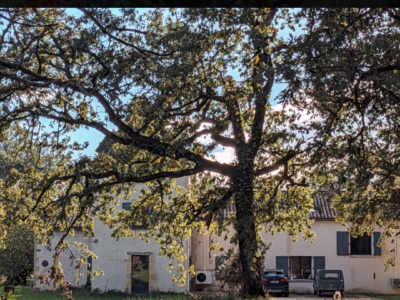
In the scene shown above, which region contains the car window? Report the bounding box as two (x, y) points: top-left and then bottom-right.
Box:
(263, 272), (285, 277)
(321, 273), (340, 279)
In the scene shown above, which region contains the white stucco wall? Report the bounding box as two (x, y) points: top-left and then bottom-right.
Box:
(91, 177), (190, 294)
(34, 177), (190, 294)
(192, 220), (400, 294)
(34, 230), (90, 291)
(91, 217), (189, 293)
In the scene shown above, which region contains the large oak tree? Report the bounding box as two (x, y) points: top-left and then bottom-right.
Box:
(1, 8), (400, 297)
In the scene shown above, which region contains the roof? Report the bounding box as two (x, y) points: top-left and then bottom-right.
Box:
(95, 135), (113, 153)
(309, 192), (336, 220)
(222, 192), (337, 220)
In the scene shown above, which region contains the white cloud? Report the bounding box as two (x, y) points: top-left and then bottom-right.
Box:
(210, 147), (236, 164)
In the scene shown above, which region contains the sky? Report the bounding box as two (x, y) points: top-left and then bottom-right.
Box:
(64, 8), (302, 162)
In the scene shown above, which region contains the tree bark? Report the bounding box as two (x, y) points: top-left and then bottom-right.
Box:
(234, 166), (265, 297)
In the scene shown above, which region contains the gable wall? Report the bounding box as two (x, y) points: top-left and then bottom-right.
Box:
(90, 176), (189, 294)
(34, 177), (190, 294)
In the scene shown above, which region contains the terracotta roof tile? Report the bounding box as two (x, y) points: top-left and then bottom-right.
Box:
(309, 192), (336, 220)
(222, 192), (336, 220)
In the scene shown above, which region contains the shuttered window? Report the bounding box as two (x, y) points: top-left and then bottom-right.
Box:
(337, 231), (381, 256)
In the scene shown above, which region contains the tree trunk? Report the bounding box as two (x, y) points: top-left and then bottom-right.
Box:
(234, 168), (265, 297)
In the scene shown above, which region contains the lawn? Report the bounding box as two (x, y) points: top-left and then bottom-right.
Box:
(1, 286), (191, 300)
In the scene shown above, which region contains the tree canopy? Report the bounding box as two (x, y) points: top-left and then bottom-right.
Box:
(0, 8), (400, 297)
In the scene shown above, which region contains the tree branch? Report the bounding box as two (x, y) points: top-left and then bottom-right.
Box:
(255, 150), (297, 176)
(78, 8), (175, 57)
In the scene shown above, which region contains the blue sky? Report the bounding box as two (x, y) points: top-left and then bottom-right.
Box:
(64, 9), (300, 159)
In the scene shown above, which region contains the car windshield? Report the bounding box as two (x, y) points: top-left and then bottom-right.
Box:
(321, 273), (340, 279)
(264, 272), (285, 277)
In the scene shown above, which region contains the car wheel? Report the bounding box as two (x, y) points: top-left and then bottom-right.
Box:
(284, 292), (289, 297)
(317, 289), (322, 297)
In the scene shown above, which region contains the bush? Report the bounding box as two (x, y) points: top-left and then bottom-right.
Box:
(0, 224), (34, 286)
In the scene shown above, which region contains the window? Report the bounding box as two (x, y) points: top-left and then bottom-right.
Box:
(289, 256), (312, 279)
(321, 272), (340, 279)
(350, 233), (371, 255)
(122, 202), (151, 229)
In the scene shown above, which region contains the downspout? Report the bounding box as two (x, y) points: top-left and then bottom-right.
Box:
(204, 235), (206, 270)
(395, 233), (398, 278)
(188, 235), (191, 292)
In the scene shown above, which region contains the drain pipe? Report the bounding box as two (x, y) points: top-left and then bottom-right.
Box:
(188, 235), (191, 292)
(395, 234), (398, 278)
(203, 235), (206, 270)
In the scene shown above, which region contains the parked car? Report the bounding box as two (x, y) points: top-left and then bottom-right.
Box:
(262, 269), (289, 297)
(313, 269), (344, 297)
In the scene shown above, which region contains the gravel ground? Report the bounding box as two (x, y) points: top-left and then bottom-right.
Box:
(273, 294), (380, 300)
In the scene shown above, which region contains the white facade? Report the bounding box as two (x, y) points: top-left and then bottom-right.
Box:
(192, 220), (400, 294)
(34, 180), (400, 295)
(34, 230), (90, 290)
(34, 177), (190, 294)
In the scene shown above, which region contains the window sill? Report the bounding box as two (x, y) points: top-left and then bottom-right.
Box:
(349, 255), (375, 258)
(289, 279), (313, 283)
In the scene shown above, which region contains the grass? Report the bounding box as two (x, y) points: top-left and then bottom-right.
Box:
(0, 286), (273, 300)
(1, 286), (191, 300)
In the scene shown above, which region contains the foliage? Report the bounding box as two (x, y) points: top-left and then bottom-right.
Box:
(277, 8), (400, 267)
(0, 290), (20, 300)
(0, 224), (34, 286)
(214, 251), (242, 294)
(0, 7), (400, 297)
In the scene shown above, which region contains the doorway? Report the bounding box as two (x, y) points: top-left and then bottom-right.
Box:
(131, 255), (149, 294)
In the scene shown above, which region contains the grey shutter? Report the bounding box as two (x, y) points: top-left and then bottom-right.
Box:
(276, 256), (289, 277)
(337, 231), (349, 255)
(86, 256), (92, 285)
(313, 256), (325, 275)
(87, 256), (92, 271)
(373, 232), (381, 256)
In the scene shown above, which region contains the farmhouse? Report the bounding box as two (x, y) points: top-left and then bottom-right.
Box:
(32, 136), (400, 296)
(192, 193), (400, 294)
(33, 188), (400, 295)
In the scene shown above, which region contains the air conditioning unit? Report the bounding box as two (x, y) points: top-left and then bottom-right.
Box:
(392, 279), (400, 288)
(196, 271), (213, 284)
